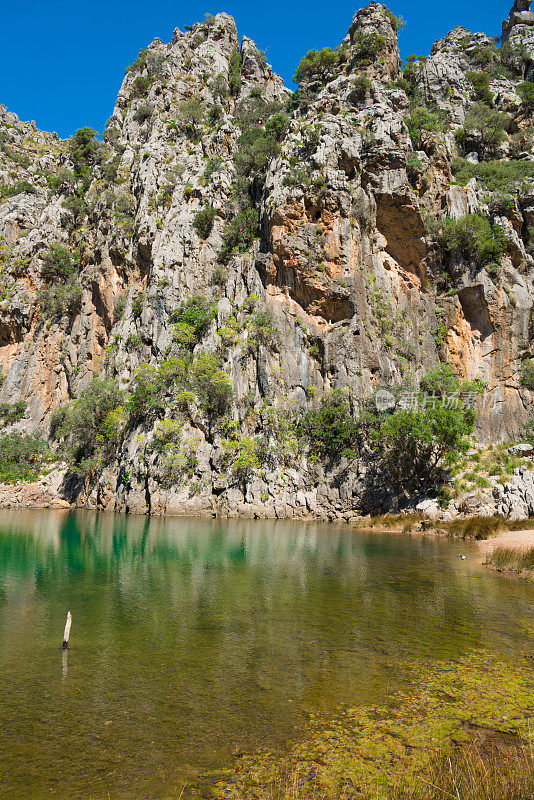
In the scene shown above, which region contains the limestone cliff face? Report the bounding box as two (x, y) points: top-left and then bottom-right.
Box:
(2, 2), (534, 518)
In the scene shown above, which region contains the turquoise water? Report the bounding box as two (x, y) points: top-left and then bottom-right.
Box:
(0, 509), (533, 799)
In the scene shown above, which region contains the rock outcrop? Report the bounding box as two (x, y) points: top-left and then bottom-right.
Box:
(2, 3), (534, 518)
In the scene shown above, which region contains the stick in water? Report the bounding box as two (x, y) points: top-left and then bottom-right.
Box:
(63, 611), (72, 650)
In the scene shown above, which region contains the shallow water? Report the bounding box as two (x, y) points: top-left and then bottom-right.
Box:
(0, 509), (533, 799)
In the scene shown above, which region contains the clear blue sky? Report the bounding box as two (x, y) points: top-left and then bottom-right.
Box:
(1, 0), (511, 139)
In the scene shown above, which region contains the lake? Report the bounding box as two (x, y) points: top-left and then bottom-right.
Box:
(0, 509), (533, 799)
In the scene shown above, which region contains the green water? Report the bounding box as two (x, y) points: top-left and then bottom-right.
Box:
(0, 510), (533, 800)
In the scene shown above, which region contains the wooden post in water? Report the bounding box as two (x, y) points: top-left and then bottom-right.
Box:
(62, 611), (72, 650)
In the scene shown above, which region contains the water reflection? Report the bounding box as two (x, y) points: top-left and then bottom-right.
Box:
(0, 509), (533, 800)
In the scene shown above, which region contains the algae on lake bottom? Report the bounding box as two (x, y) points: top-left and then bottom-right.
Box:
(208, 650), (534, 799)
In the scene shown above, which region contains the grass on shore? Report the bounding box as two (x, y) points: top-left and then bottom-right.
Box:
(356, 514), (534, 541)
(485, 546), (534, 574)
(247, 745), (534, 799)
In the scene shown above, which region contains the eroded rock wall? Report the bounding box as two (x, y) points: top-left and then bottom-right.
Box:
(2, 3), (534, 518)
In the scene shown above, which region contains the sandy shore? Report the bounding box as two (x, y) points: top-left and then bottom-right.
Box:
(479, 529), (534, 558)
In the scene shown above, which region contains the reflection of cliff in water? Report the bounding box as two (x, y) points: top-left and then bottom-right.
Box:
(0, 509), (532, 667)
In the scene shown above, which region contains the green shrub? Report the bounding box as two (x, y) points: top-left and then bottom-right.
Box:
(211, 73), (228, 100)
(133, 103), (153, 124)
(193, 205), (217, 239)
(151, 419), (182, 453)
(352, 31), (385, 63)
(128, 364), (164, 420)
(209, 266), (226, 286)
(203, 157), (223, 181)
(115, 194), (135, 219)
(0, 180), (37, 199)
(173, 296), (217, 341)
(47, 168), (75, 194)
(249, 311), (280, 347)
(68, 127), (106, 187)
(518, 81), (534, 112)
(128, 358), (187, 421)
(293, 47), (340, 83)
(234, 126), (280, 177)
(377, 404), (475, 493)
(131, 292), (144, 318)
(466, 71), (493, 104)
(113, 292), (127, 322)
(62, 195), (86, 221)
(175, 97), (206, 141)
(189, 353), (233, 415)
(436, 213), (509, 265)
(351, 75), (372, 101)
(228, 48), (242, 95)
(37, 283), (83, 318)
(420, 364), (459, 397)
(126, 48), (148, 74)
(405, 107), (442, 147)
(40, 243), (76, 283)
(385, 10), (404, 31)
(229, 437), (260, 484)
(0, 433), (53, 484)
(132, 76), (150, 97)
(451, 157), (534, 192)
(520, 359), (534, 389)
(500, 41), (529, 76)
(456, 102), (510, 156)
(50, 379), (126, 473)
(0, 144), (30, 168)
(219, 202), (258, 262)
(265, 112), (290, 141)
(172, 322), (198, 349)
(283, 164), (312, 187)
(299, 390), (359, 460)
(0, 401), (26, 426)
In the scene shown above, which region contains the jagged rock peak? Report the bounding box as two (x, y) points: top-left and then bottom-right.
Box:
(173, 11), (238, 49)
(503, 0), (534, 40)
(346, 2), (401, 79)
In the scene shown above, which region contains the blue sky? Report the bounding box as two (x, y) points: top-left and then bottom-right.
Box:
(1, 0), (511, 139)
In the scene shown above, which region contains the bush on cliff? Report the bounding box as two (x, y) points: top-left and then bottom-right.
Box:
(50, 379), (127, 474)
(132, 76), (150, 97)
(466, 71), (493, 104)
(420, 363), (460, 397)
(451, 157), (534, 193)
(436, 213), (509, 266)
(68, 127), (106, 187)
(228, 48), (242, 96)
(173, 296), (217, 338)
(352, 31), (385, 63)
(129, 359), (187, 421)
(40, 243), (77, 283)
(456, 103), (510, 157)
(293, 47), (340, 84)
(405, 107), (443, 147)
(190, 353), (233, 416)
(37, 283), (83, 319)
(0, 433), (54, 484)
(176, 98), (206, 141)
(520, 358), (534, 390)
(376, 403), (475, 494)
(299, 390), (359, 461)
(219, 201), (259, 262)
(518, 81), (534, 112)
(193, 206), (217, 239)
(0, 401), (26, 426)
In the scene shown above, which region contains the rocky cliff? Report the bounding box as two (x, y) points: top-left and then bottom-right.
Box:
(3, 2), (534, 519)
